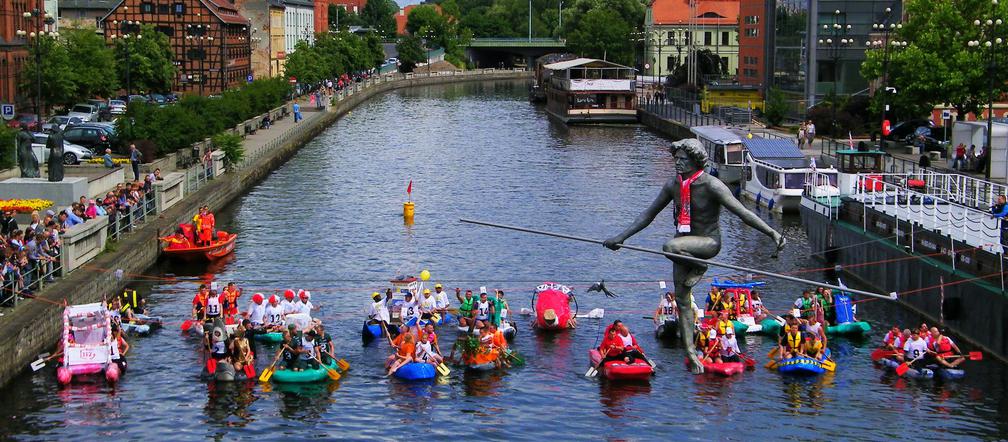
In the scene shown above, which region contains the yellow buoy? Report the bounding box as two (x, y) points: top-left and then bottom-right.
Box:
(403, 201), (415, 220)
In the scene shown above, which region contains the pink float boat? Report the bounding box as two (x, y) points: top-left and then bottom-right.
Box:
(56, 303), (121, 385)
(532, 282), (574, 330)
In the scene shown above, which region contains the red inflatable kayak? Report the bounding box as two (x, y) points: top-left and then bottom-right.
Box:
(685, 358), (745, 376)
(588, 349), (654, 381)
(533, 283), (573, 330)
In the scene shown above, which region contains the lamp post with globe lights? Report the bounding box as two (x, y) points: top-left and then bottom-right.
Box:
(866, 6), (907, 145)
(16, 9), (57, 128)
(818, 9), (852, 137)
(967, 0), (1006, 179)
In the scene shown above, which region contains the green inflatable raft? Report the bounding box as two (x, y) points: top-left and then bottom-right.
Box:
(253, 332), (284, 343)
(749, 318), (784, 335)
(826, 321), (870, 336)
(270, 361), (340, 383)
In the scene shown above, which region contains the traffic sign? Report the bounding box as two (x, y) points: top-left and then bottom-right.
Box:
(289, 76), (297, 84)
(644, 63), (651, 69)
(247, 74), (254, 83)
(942, 109), (951, 120)
(0, 104), (13, 121)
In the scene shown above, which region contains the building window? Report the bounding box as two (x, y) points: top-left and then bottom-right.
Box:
(188, 48), (206, 60)
(174, 2), (184, 15)
(158, 3), (169, 13)
(188, 26), (206, 36)
(666, 31), (674, 45)
(156, 25), (173, 36)
(745, 28), (758, 37)
(667, 55), (678, 69)
(745, 16), (759, 24)
(140, 2), (154, 13)
(721, 56), (728, 68)
(685, 31), (692, 44)
(722, 31), (729, 45)
(704, 32), (712, 45)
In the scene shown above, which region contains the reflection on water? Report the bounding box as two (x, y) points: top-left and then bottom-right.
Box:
(598, 381), (651, 419)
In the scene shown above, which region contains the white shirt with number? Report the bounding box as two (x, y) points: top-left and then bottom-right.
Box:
(434, 290), (450, 309)
(419, 296), (437, 313)
(205, 295), (222, 317)
(265, 304), (285, 326)
(903, 338), (929, 360)
(475, 300), (490, 320)
(401, 299), (419, 320)
(281, 300), (297, 315)
(658, 298), (677, 321)
(415, 341), (435, 361)
(719, 335), (741, 357)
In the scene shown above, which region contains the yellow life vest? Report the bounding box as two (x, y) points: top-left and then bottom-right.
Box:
(122, 289), (139, 309)
(717, 319), (733, 335)
(805, 340), (823, 354)
(785, 331), (802, 350)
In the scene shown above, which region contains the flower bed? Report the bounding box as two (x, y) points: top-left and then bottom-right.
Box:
(0, 199), (53, 213)
(85, 158), (130, 165)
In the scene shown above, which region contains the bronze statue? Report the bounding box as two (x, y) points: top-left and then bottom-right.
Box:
(16, 126), (39, 178)
(603, 138), (785, 374)
(46, 127), (64, 182)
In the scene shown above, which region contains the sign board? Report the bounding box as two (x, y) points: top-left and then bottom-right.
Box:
(644, 63), (650, 69)
(247, 74), (254, 83)
(942, 109), (951, 120)
(288, 76), (297, 84)
(0, 104), (13, 121)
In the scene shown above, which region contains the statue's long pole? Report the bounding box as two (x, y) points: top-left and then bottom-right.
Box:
(460, 218), (897, 301)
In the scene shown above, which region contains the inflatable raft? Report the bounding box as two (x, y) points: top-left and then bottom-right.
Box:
(588, 349), (654, 381)
(200, 360), (252, 382)
(926, 365), (966, 380)
(879, 357), (934, 379)
(362, 322), (382, 346)
(688, 358), (745, 376)
(777, 350), (832, 375)
(271, 361), (339, 383)
(253, 332), (284, 343)
(826, 321), (871, 336)
(394, 362), (437, 381)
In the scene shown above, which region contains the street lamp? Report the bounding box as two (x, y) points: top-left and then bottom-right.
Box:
(651, 29), (667, 83)
(630, 30), (647, 81)
(867, 6), (907, 146)
(818, 9), (852, 137)
(967, 0), (1005, 180)
(16, 9), (56, 129)
(111, 19), (142, 97)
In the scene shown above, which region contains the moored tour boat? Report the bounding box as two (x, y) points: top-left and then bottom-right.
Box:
(161, 223), (237, 262)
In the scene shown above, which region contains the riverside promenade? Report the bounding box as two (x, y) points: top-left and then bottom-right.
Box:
(0, 68), (529, 388)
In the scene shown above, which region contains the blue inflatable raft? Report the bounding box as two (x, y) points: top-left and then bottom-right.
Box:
(778, 349), (832, 375)
(394, 362), (437, 381)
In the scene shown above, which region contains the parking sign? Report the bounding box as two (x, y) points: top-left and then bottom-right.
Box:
(247, 74), (253, 83)
(941, 109), (951, 120)
(0, 104), (13, 121)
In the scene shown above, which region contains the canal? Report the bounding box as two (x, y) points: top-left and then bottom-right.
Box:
(2, 80), (1007, 440)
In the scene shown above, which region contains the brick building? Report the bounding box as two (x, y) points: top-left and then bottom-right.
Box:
(1, 0), (51, 109)
(234, 0), (283, 79)
(314, 0), (363, 33)
(738, 0), (770, 90)
(102, 0), (253, 96)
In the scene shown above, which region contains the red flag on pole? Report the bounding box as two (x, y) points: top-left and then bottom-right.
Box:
(407, 180), (412, 196)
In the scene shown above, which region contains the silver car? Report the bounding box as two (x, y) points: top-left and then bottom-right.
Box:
(41, 115), (84, 132)
(30, 133), (94, 165)
(108, 99), (127, 115)
(67, 103), (99, 122)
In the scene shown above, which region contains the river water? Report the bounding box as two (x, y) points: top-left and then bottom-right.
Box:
(2, 81), (1007, 440)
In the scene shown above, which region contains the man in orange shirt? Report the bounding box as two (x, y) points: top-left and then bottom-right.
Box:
(222, 282), (241, 318)
(191, 284), (210, 319)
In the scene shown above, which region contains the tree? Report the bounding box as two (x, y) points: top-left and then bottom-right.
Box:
(361, 0), (398, 37)
(407, 5), (447, 36)
(561, 0), (643, 65)
(114, 25), (175, 94)
(861, 0), (1008, 121)
(21, 36), (76, 111)
(63, 28), (118, 100)
(329, 4), (364, 31)
(666, 49), (726, 87)
(396, 35), (426, 72)
(763, 87), (788, 127)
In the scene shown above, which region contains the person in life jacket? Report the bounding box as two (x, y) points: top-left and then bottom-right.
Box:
(471, 291), (495, 330)
(929, 327), (965, 368)
(715, 310), (734, 337)
(705, 287), (724, 312)
(802, 332), (824, 360)
(882, 326), (902, 351)
(654, 291), (678, 326)
(456, 288), (475, 328)
(422, 323), (443, 356)
(160, 227), (192, 249)
(414, 330), (443, 367)
(195, 206), (215, 246)
(244, 293), (266, 331)
(794, 290), (816, 321)
(816, 287), (835, 324)
(701, 328), (720, 363)
(386, 332), (415, 376)
(694, 323), (711, 350)
(778, 315), (805, 359)
(222, 282), (241, 317)
(191, 284), (209, 320)
(264, 295), (286, 332)
(900, 329), (930, 366)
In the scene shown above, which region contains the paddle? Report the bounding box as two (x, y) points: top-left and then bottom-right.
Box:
(325, 349), (350, 372)
(871, 348), (901, 361)
(181, 319), (196, 332)
(896, 355), (925, 376)
(967, 351), (983, 361)
(820, 358), (836, 372)
(207, 357), (217, 375)
(767, 347), (780, 359)
(258, 346), (288, 382)
(30, 351), (62, 372)
(243, 361), (256, 379)
(314, 355), (341, 381)
(739, 353), (756, 369)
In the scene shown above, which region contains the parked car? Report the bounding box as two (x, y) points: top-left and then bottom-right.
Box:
(108, 99), (127, 115)
(67, 103), (99, 122)
(148, 93), (167, 105)
(164, 93), (179, 103)
(127, 94), (149, 104)
(911, 126), (950, 156)
(30, 133), (94, 165)
(885, 118), (935, 142)
(41, 115), (84, 132)
(6, 113), (40, 131)
(62, 123), (117, 153)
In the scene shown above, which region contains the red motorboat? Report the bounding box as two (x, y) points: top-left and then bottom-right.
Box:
(161, 223), (237, 261)
(589, 349), (654, 381)
(532, 282), (574, 330)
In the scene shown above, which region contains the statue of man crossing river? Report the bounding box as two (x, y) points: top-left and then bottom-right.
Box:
(603, 139), (786, 374)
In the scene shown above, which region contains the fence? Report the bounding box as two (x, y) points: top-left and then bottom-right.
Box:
(1, 245), (63, 308)
(640, 97), (728, 128)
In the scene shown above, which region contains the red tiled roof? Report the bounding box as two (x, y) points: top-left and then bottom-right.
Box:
(203, 0), (250, 25)
(651, 0), (739, 26)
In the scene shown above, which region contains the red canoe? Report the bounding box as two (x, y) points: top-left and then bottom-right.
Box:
(685, 358), (745, 376)
(589, 349), (654, 381)
(533, 283), (573, 330)
(163, 225), (237, 262)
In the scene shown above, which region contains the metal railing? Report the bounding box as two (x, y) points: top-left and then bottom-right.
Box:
(640, 97), (728, 128)
(107, 191), (159, 242)
(1, 249), (63, 308)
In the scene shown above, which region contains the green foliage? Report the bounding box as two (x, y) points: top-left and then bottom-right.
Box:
(0, 125), (16, 170)
(764, 87), (788, 127)
(561, 0), (643, 65)
(360, 0), (398, 37)
(860, 0), (1008, 120)
(64, 28), (119, 100)
(211, 132), (244, 165)
(406, 5), (471, 67)
(114, 24), (175, 94)
(285, 32), (386, 85)
(407, 5), (446, 35)
(120, 77), (290, 156)
(666, 49), (726, 87)
(396, 35), (426, 72)
(21, 36), (76, 109)
(453, 0), (563, 38)
(329, 4), (364, 31)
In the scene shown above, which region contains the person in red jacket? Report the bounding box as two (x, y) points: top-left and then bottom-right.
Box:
(597, 320), (649, 365)
(929, 327), (965, 368)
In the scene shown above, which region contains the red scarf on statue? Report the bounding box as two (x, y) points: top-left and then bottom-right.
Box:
(678, 170), (704, 233)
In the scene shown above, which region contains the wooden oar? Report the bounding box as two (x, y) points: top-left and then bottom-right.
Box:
(767, 347), (780, 359)
(315, 355), (341, 381)
(325, 349), (350, 372)
(459, 219), (896, 300)
(258, 346), (288, 382)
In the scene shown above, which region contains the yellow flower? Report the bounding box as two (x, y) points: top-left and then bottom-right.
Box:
(0, 199), (54, 213)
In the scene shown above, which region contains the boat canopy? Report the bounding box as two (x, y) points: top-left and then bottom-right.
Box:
(691, 126), (743, 145)
(710, 278), (767, 289)
(742, 138), (804, 160)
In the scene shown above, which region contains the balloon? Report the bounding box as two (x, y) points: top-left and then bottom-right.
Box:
(420, 269), (431, 281)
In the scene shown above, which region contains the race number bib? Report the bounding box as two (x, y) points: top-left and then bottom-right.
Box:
(207, 303), (221, 316)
